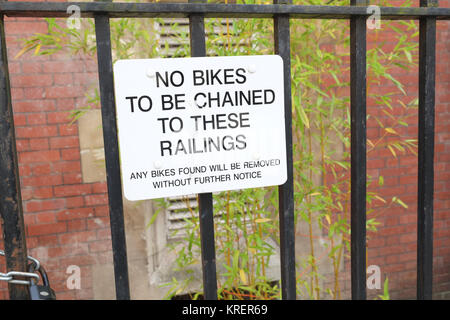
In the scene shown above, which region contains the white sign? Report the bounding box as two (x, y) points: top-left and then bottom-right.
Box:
(113, 55), (287, 200)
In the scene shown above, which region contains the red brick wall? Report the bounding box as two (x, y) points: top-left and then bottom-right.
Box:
(0, 1), (449, 300)
(363, 17), (449, 299)
(0, 15), (113, 299)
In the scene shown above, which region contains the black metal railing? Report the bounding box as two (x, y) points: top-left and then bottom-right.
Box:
(0, 0), (449, 300)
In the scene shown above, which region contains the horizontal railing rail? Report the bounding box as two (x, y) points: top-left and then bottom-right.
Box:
(0, 2), (449, 19)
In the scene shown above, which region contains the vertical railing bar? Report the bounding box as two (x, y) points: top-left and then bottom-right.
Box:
(350, 0), (367, 300)
(417, 0), (437, 301)
(274, 0), (296, 300)
(0, 4), (30, 300)
(94, 14), (131, 300)
(189, 0), (218, 300)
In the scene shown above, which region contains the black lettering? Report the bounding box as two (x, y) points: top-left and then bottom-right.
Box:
(208, 92), (220, 108)
(194, 92), (207, 108)
(223, 68), (234, 84)
(193, 70), (204, 86)
(174, 94), (186, 109)
(170, 71), (184, 87)
(222, 91), (234, 107)
(216, 114), (227, 129)
(252, 90), (263, 105)
(235, 134), (247, 150)
(138, 95), (152, 112)
(161, 95), (174, 110)
(156, 71), (169, 88)
(240, 112), (250, 128)
(235, 68), (247, 84)
(210, 69), (223, 85)
(160, 140), (172, 156)
(264, 89), (275, 104)
(125, 96), (138, 112)
(175, 140), (187, 155)
(157, 118), (169, 133)
(222, 135), (234, 151)
(227, 113), (239, 129)
(190, 115), (201, 131)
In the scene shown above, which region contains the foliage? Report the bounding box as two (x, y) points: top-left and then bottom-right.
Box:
(15, 0), (419, 300)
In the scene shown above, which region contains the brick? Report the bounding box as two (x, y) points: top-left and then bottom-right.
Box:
(31, 163), (52, 176)
(13, 114), (27, 126)
(54, 73), (73, 85)
(35, 234), (59, 247)
(22, 61), (43, 73)
(61, 148), (80, 160)
(92, 182), (107, 194)
(398, 252), (417, 263)
(22, 174), (62, 187)
(384, 216), (399, 227)
(20, 187), (33, 201)
(20, 141), (51, 157)
(50, 136), (79, 149)
(24, 214), (36, 226)
(27, 113), (47, 126)
(84, 194), (108, 206)
(385, 236), (402, 247)
(63, 172), (82, 185)
(27, 222), (67, 236)
(16, 125), (58, 138)
(14, 100), (56, 113)
(96, 228), (111, 240)
(379, 225), (408, 236)
(8, 21), (49, 35)
(400, 233), (416, 244)
(399, 174), (417, 185)
(74, 72), (98, 86)
(54, 184), (92, 197)
(385, 254), (399, 264)
(58, 231), (97, 245)
(35, 212), (57, 224)
(25, 199), (65, 212)
(56, 207), (94, 221)
(67, 219), (87, 232)
(8, 61), (21, 74)
(33, 187), (54, 199)
(368, 237), (385, 248)
(56, 98), (76, 111)
(50, 243), (90, 259)
(367, 158), (385, 169)
(65, 196), (84, 208)
(28, 138), (49, 151)
(18, 164), (32, 177)
(89, 240), (111, 253)
(52, 161), (81, 173)
(94, 205), (109, 217)
(59, 124), (78, 136)
(16, 139), (30, 152)
(87, 217), (109, 230)
(47, 111), (71, 124)
(11, 74), (53, 88)
(26, 113), (47, 125)
(380, 186), (406, 196)
(43, 61), (84, 74)
(46, 86), (84, 99)
(24, 87), (45, 99)
(399, 155), (417, 167)
(399, 213), (416, 225)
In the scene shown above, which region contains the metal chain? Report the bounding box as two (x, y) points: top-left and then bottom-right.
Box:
(0, 250), (41, 285)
